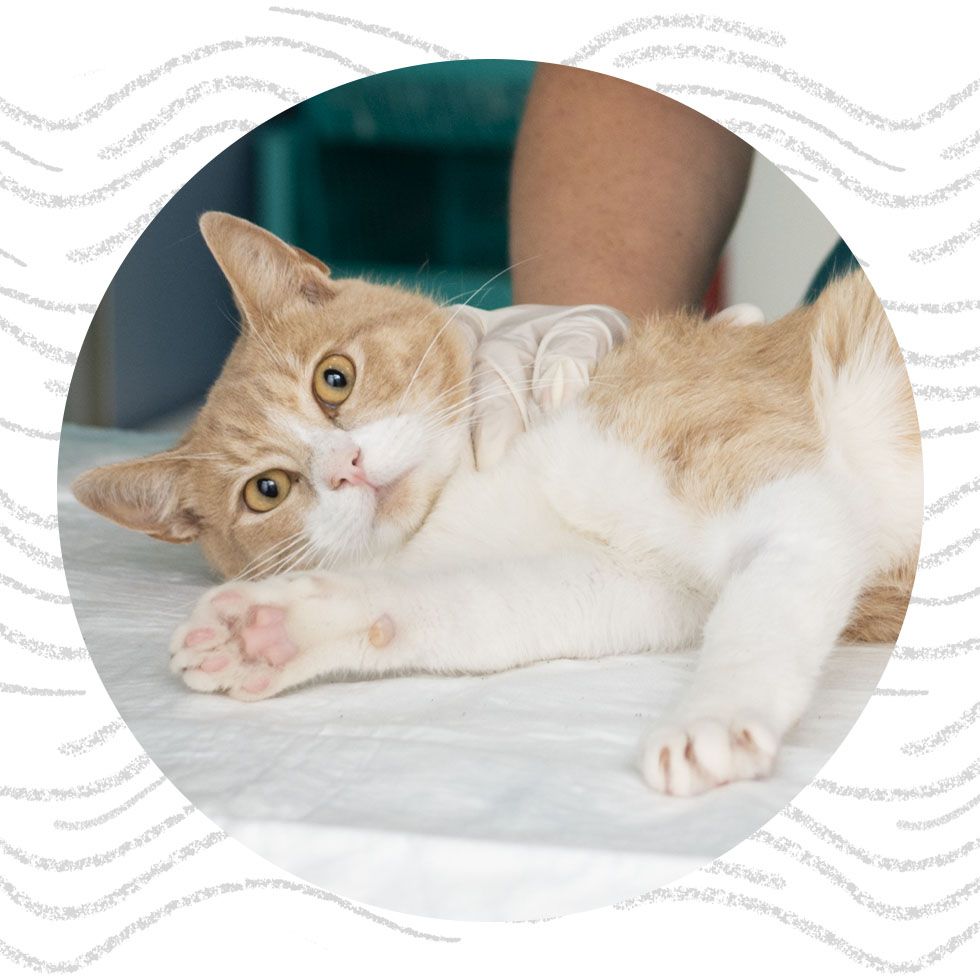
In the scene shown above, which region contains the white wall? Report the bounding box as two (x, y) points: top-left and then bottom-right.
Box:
(726, 156), (840, 320)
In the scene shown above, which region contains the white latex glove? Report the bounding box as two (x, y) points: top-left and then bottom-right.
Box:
(450, 303), (630, 468)
(452, 301), (766, 469)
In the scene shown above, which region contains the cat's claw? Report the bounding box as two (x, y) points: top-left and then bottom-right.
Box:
(639, 717), (777, 796)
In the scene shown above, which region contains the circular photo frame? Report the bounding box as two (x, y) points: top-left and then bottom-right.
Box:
(2, 6), (976, 975)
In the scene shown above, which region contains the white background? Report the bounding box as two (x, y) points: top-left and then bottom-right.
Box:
(1, 1), (979, 976)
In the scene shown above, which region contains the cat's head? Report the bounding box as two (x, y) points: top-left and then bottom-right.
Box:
(72, 212), (476, 579)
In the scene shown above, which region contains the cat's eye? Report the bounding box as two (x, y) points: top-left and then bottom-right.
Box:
(313, 353), (356, 406)
(243, 469), (292, 513)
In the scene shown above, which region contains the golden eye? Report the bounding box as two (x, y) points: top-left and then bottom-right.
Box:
(313, 353), (356, 406)
(243, 469), (292, 513)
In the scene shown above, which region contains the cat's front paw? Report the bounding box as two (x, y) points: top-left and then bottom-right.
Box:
(169, 574), (388, 700)
(638, 717), (778, 796)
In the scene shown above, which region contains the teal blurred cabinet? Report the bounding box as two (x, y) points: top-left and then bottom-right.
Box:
(254, 60), (536, 309)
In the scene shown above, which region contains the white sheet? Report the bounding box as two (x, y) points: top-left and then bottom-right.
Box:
(58, 423), (891, 921)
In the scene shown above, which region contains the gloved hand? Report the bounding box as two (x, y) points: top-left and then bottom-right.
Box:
(452, 301), (766, 469)
(450, 303), (629, 468)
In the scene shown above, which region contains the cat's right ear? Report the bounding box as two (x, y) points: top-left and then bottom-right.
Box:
(71, 452), (202, 543)
(198, 211), (335, 323)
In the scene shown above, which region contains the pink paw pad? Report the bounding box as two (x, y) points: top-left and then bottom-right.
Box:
(242, 675), (271, 694)
(368, 614), (395, 648)
(184, 627), (215, 648)
(211, 591), (244, 613)
(200, 655), (230, 673)
(240, 605), (297, 666)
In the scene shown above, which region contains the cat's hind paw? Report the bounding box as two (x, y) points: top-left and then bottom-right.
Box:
(638, 717), (777, 796)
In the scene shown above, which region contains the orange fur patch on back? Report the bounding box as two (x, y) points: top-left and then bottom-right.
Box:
(586, 303), (819, 514)
(843, 556), (917, 643)
(587, 268), (922, 642)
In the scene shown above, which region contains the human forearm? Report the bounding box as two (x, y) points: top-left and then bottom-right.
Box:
(509, 65), (753, 318)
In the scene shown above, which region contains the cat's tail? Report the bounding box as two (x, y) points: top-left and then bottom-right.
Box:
(808, 268), (920, 468)
(808, 269), (922, 642)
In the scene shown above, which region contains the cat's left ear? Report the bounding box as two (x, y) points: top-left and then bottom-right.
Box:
(71, 451), (203, 543)
(199, 211), (335, 323)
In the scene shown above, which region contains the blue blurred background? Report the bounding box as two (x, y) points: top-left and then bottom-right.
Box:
(67, 60), (535, 429)
(65, 59), (839, 431)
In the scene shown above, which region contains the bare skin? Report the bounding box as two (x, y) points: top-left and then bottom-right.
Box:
(509, 64), (754, 318)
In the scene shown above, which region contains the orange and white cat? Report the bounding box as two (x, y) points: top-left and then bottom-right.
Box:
(74, 212), (921, 796)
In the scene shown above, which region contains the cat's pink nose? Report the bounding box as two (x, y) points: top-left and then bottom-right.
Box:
(327, 449), (372, 490)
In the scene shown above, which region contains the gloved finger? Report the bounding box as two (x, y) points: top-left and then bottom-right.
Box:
(708, 303), (766, 327)
(531, 307), (630, 412)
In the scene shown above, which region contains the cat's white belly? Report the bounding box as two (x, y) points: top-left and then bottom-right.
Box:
(399, 404), (711, 591)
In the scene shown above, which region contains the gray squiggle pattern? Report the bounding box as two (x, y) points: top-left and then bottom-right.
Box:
(0, 246), (26, 267)
(65, 191), (176, 262)
(0, 682), (84, 697)
(0, 621), (86, 660)
(0, 523), (63, 568)
(902, 702), (980, 756)
(914, 383), (980, 401)
(923, 473), (980, 520)
(614, 42), (980, 131)
(721, 118), (980, 207)
(809, 759), (980, 800)
(902, 344), (980, 368)
(0, 756), (150, 801)
(623, 885), (980, 971)
(0, 878), (457, 973)
(1, 121), (257, 208)
(942, 129), (980, 160)
(0, 137), (61, 171)
(897, 793), (980, 831)
(753, 829), (980, 918)
(0, 37), (371, 130)
(0, 807), (196, 869)
(54, 776), (168, 830)
(921, 420), (980, 438)
(701, 860), (786, 889)
(563, 15), (785, 66)
(0, 313), (77, 365)
(270, 6), (466, 60)
(893, 636), (980, 661)
(883, 297), (980, 315)
(872, 687), (930, 697)
(653, 83), (905, 170)
(910, 218), (980, 263)
(779, 806), (979, 867)
(0, 832), (226, 918)
(57, 720), (125, 756)
(0, 415), (60, 439)
(98, 76), (298, 158)
(918, 529), (980, 569)
(0, 284), (96, 314)
(910, 585), (980, 607)
(0, 571), (70, 603)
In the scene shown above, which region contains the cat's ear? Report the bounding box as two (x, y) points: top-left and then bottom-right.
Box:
(198, 211), (335, 322)
(71, 452), (203, 543)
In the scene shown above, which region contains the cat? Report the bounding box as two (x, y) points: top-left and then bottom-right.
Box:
(73, 211), (922, 797)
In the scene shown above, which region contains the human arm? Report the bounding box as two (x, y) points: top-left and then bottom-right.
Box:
(509, 64), (753, 317)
